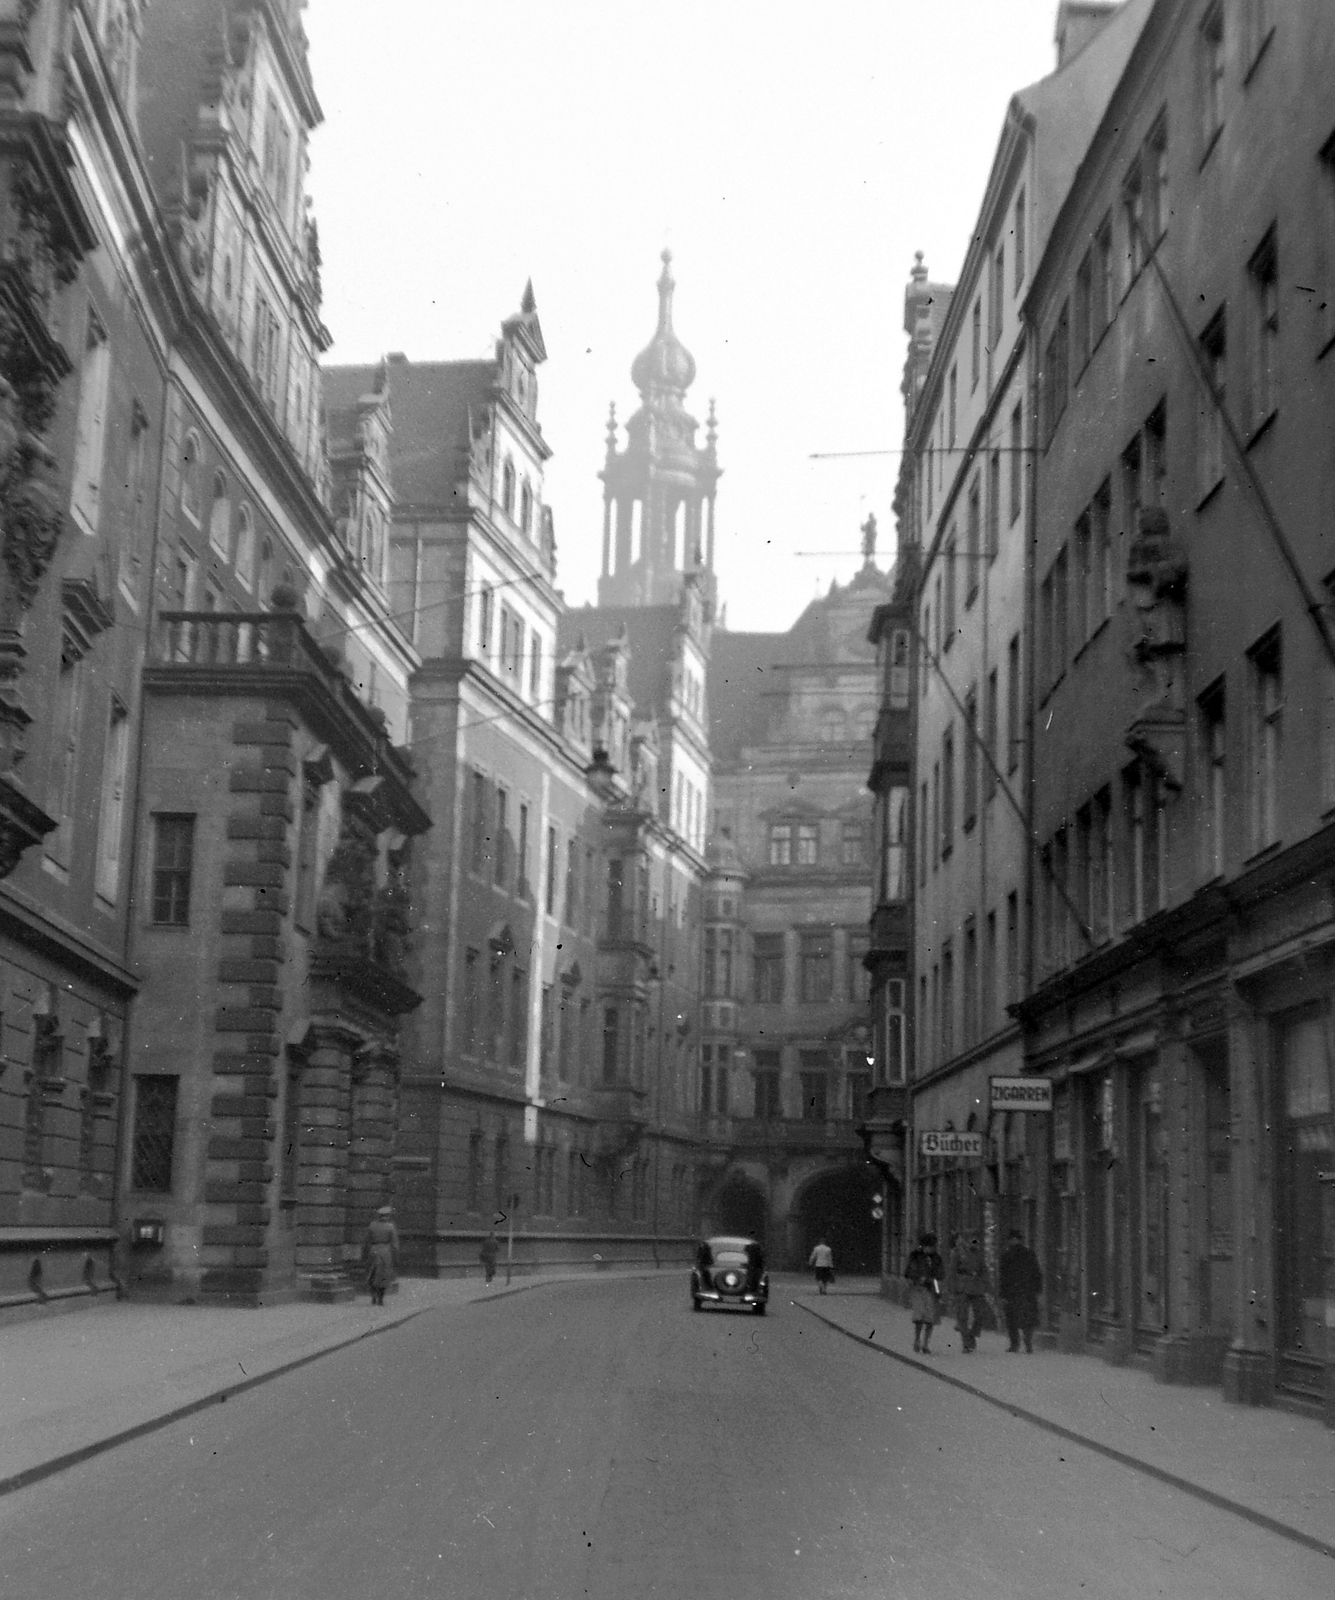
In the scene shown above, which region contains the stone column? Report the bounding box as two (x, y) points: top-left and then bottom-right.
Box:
(295, 1021), (358, 1298)
(347, 1039), (400, 1253)
(1154, 1023), (1207, 1383)
(1221, 987), (1275, 1405)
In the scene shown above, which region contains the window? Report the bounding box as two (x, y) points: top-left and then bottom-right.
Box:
(477, 584), (493, 652)
(118, 403), (151, 599)
(94, 699), (130, 903)
(753, 934), (785, 1003)
(1199, 680), (1226, 879)
(918, 781), (928, 887)
(208, 471), (230, 556)
(1200, 3), (1225, 155)
(1073, 513), (1091, 648)
(799, 931), (833, 1005)
(510, 968), (527, 1068)
(517, 803), (530, 899)
(932, 761), (940, 870)
(1006, 633), (1021, 773)
(1199, 308), (1227, 497)
(965, 479), (980, 603)
(984, 670), (998, 801)
(796, 822), (819, 866)
(1092, 787), (1114, 941)
(545, 824), (557, 914)
(1042, 301), (1070, 446)
(990, 242), (1005, 351)
(1009, 403), (1022, 524)
(986, 450), (1000, 560)
(962, 919), (978, 1047)
(1248, 228), (1279, 429)
(495, 787), (508, 888)
(948, 365), (957, 445)
(982, 911), (997, 1035)
(501, 458), (516, 519)
(151, 815), (194, 924)
(841, 820), (865, 866)
(234, 507), (255, 590)
(846, 931), (869, 1004)
(800, 1062), (828, 1123)
(520, 480), (533, 536)
(1013, 187), (1026, 291)
(130, 1077), (178, 1192)
(941, 939), (955, 1059)
(1145, 402), (1167, 506)
(601, 1007), (619, 1082)
(1095, 212), (1114, 340)
(70, 308), (110, 534)
(1123, 153), (1145, 280)
(971, 298), (981, 390)
(470, 770), (487, 874)
(180, 430), (202, 524)
(46, 648), (85, 862)
(941, 725), (955, 856)
(943, 532), (957, 644)
(962, 687), (978, 830)
(1005, 891), (1019, 1006)
(529, 633), (542, 698)
(1144, 114), (1168, 246)
(925, 445), (934, 519)
(1091, 480), (1112, 623)
(564, 837), (579, 927)
(1249, 629), (1282, 850)
(768, 823), (792, 867)
(753, 1056), (782, 1121)
(1073, 250), (1092, 371)
(1121, 431), (1143, 542)
(1039, 571), (1053, 694)
(1053, 544), (1069, 674)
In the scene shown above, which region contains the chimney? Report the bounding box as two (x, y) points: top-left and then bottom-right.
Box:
(1054, 0), (1119, 69)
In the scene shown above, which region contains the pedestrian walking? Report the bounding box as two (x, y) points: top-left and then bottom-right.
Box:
(904, 1230), (944, 1353)
(947, 1232), (987, 1351)
(808, 1238), (835, 1294)
(479, 1229), (499, 1287)
(362, 1204), (399, 1307)
(998, 1228), (1043, 1353)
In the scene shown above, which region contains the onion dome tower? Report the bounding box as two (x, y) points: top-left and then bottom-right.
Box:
(598, 251), (721, 608)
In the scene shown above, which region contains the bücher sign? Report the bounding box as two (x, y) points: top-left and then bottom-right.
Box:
(989, 1076), (1053, 1112)
(918, 1130), (983, 1158)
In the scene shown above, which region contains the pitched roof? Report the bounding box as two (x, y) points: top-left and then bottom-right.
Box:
(323, 357), (497, 510)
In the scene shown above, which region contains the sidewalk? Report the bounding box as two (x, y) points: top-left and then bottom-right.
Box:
(0, 1268), (650, 1497)
(795, 1282), (1335, 1559)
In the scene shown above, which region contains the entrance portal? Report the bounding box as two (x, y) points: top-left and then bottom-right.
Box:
(794, 1165), (882, 1275)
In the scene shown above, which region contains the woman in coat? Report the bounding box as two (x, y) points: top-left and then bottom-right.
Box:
(905, 1231), (944, 1353)
(363, 1205), (399, 1306)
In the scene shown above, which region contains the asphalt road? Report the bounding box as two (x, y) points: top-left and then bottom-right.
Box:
(1, 1275), (1329, 1599)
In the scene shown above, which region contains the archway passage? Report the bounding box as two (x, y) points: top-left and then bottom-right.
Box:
(708, 1174), (767, 1246)
(794, 1164), (883, 1275)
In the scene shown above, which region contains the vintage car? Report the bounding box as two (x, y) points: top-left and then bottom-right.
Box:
(691, 1235), (768, 1314)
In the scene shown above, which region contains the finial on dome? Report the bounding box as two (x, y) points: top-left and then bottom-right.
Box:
(631, 249), (696, 396)
(912, 251), (927, 285)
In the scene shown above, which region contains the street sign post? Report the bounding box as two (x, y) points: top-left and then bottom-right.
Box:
(989, 1076), (1053, 1112)
(918, 1130), (984, 1159)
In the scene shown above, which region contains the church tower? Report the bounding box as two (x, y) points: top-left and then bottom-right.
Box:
(598, 251), (721, 609)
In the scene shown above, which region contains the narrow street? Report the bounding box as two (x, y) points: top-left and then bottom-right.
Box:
(1, 1275), (1328, 1600)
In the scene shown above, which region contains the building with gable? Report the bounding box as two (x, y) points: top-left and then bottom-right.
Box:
(705, 533), (893, 1270)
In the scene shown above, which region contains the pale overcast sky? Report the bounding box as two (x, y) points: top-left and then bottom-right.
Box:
(305, 1), (1059, 633)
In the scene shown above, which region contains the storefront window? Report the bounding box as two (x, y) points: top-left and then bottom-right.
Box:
(1276, 1010), (1334, 1394)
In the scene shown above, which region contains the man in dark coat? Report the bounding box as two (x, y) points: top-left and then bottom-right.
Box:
(947, 1233), (987, 1352)
(998, 1228), (1044, 1352)
(479, 1229), (499, 1286)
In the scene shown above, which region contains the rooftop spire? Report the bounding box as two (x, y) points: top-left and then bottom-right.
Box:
(631, 248), (696, 397)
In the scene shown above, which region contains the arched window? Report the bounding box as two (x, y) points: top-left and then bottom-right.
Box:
(180, 431), (202, 523)
(520, 480), (533, 537)
(257, 538), (273, 603)
(208, 471), (230, 556)
(501, 458), (516, 519)
(234, 506), (255, 590)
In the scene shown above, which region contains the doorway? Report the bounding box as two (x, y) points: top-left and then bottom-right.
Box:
(794, 1165), (881, 1274)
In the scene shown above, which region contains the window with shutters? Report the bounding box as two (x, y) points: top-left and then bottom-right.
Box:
(70, 308), (110, 535)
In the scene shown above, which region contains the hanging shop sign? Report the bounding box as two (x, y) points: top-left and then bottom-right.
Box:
(918, 1130), (984, 1159)
(989, 1076), (1053, 1112)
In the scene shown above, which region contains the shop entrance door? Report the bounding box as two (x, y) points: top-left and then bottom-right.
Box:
(1084, 1071), (1118, 1334)
(1275, 1010), (1334, 1400)
(1134, 1062), (1168, 1347)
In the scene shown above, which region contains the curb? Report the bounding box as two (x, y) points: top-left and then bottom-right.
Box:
(0, 1270), (640, 1500)
(794, 1299), (1335, 1564)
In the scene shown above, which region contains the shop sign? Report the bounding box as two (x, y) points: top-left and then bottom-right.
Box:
(990, 1076), (1053, 1112)
(918, 1130), (983, 1158)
